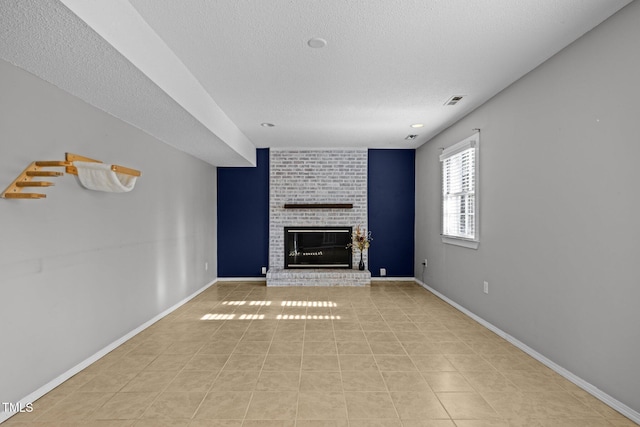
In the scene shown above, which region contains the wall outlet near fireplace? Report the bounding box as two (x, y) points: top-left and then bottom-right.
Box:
(261, 266), (267, 275)
(380, 268), (387, 276)
(205, 262), (208, 271)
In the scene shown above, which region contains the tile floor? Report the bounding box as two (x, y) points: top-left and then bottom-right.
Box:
(4, 281), (638, 426)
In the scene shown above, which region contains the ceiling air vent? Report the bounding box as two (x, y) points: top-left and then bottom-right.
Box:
(405, 134), (418, 140)
(444, 95), (464, 106)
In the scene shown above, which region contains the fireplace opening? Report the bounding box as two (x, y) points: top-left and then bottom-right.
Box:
(285, 227), (352, 269)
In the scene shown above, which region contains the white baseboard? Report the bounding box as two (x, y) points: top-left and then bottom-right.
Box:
(0, 278), (219, 425)
(371, 276), (416, 281)
(217, 277), (267, 282)
(414, 278), (640, 425)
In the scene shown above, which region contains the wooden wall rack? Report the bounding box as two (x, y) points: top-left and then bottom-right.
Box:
(1, 153), (141, 200)
(1, 161), (70, 199)
(64, 153), (141, 177)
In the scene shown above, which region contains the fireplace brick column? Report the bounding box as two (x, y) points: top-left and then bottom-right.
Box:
(269, 149), (368, 270)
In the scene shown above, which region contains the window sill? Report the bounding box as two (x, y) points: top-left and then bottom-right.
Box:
(442, 236), (479, 249)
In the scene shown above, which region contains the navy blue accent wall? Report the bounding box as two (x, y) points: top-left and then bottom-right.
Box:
(217, 148), (269, 277)
(218, 148), (414, 278)
(368, 149), (415, 277)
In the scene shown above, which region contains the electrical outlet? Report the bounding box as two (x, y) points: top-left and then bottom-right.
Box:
(261, 266), (267, 275)
(423, 258), (428, 267)
(205, 262), (208, 271)
(380, 268), (387, 276)
(483, 281), (489, 294)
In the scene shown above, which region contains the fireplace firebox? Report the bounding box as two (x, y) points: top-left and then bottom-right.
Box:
(285, 227), (352, 269)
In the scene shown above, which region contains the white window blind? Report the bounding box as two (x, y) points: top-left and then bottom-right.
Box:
(440, 134), (479, 246)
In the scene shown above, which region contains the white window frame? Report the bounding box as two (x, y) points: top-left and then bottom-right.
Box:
(440, 133), (479, 249)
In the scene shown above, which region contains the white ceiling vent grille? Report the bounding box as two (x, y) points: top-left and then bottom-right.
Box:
(444, 96), (464, 106)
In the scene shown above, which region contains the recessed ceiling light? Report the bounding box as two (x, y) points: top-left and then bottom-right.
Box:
(410, 123), (424, 128)
(261, 123), (275, 127)
(307, 38), (327, 48)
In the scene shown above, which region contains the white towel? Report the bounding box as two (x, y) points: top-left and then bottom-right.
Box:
(74, 161), (137, 193)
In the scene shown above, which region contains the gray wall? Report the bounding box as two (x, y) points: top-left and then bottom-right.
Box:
(0, 59), (218, 406)
(415, 1), (640, 413)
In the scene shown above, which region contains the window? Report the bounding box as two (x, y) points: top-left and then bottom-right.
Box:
(440, 133), (479, 249)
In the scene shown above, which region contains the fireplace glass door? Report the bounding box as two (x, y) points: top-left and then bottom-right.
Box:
(285, 227), (352, 269)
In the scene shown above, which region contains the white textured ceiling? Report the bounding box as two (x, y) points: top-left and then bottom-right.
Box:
(0, 0), (633, 166)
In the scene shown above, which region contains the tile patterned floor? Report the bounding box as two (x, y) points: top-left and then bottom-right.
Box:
(4, 281), (638, 426)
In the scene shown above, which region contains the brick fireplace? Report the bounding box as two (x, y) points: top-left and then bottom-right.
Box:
(267, 149), (371, 286)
